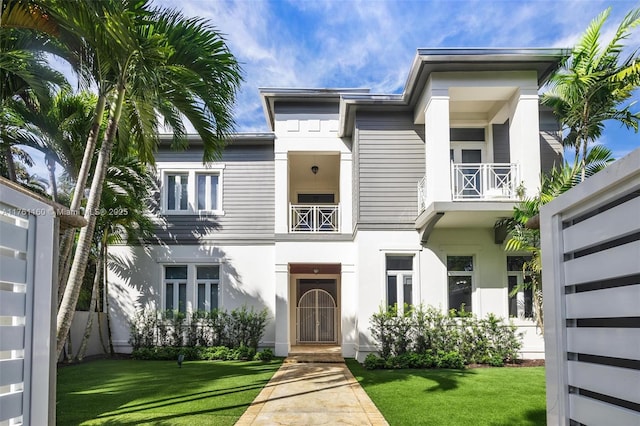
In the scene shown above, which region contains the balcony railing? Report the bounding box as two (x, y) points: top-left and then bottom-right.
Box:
(452, 163), (519, 200)
(418, 163), (519, 213)
(290, 204), (339, 232)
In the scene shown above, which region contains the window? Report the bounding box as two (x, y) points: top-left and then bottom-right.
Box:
(161, 165), (224, 214)
(507, 256), (533, 319)
(167, 173), (189, 211)
(386, 255), (413, 314)
(447, 256), (473, 314)
(196, 265), (219, 312)
(165, 266), (187, 314)
(197, 174), (219, 211)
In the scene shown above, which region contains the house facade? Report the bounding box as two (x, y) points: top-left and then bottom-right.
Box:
(107, 48), (566, 360)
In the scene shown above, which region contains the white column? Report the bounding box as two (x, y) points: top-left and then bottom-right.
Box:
(274, 151), (289, 234)
(424, 92), (452, 203)
(509, 90), (541, 197)
(274, 263), (289, 356)
(339, 152), (353, 234)
(340, 263), (357, 357)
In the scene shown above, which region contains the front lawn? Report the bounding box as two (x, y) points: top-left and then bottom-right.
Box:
(346, 359), (546, 426)
(57, 359), (282, 425)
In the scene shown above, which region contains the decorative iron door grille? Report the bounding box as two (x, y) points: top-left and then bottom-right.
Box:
(297, 289), (336, 343)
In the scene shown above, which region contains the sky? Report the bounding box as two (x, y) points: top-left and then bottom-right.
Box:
(29, 0), (640, 179)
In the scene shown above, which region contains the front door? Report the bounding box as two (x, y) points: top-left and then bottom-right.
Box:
(297, 280), (337, 343)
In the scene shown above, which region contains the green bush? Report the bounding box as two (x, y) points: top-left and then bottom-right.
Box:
(435, 350), (465, 369)
(254, 348), (274, 361)
(366, 304), (523, 369)
(363, 353), (385, 370)
(128, 305), (270, 354)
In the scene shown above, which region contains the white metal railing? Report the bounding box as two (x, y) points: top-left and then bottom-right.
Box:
(417, 176), (426, 213)
(451, 163), (519, 200)
(290, 204), (339, 232)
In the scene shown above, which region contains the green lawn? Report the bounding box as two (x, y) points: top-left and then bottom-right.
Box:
(56, 359), (282, 425)
(346, 359), (546, 426)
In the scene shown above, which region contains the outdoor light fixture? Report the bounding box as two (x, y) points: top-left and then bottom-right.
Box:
(311, 165), (319, 174)
(313, 267), (319, 274)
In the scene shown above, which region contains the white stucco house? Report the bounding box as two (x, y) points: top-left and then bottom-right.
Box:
(107, 48), (567, 360)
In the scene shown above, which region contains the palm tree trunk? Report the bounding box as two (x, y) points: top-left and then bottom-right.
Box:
(57, 87), (125, 358)
(58, 95), (107, 302)
(75, 250), (101, 362)
(103, 240), (115, 355)
(46, 156), (58, 203)
(4, 144), (17, 181)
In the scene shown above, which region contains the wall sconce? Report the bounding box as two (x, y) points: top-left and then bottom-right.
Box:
(313, 267), (319, 274)
(311, 165), (319, 175)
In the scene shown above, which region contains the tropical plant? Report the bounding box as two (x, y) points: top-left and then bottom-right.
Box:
(542, 7), (640, 180)
(49, 0), (242, 358)
(503, 145), (614, 333)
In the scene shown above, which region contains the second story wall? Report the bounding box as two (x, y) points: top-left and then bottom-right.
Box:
(354, 112), (425, 230)
(153, 142), (274, 244)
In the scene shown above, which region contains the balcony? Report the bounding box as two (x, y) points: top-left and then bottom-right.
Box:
(418, 163), (519, 213)
(290, 204), (340, 232)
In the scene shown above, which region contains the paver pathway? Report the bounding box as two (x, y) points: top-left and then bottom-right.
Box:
(235, 360), (388, 425)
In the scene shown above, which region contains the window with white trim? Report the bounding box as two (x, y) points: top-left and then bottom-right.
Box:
(160, 165), (224, 214)
(166, 173), (189, 211)
(447, 255), (473, 315)
(386, 255), (413, 314)
(196, 265), (219, 312)
(164, 266), (187, 314)
(507, 256), (533, 319)
(197, 174), (219, 211)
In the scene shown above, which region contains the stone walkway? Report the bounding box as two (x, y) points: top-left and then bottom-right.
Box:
(235, 348), (388, 425)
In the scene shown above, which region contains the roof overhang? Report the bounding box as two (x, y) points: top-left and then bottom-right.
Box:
(158, 132), (275, 147)
(259, 88), (369, 131)
(339, 48), (569, 137)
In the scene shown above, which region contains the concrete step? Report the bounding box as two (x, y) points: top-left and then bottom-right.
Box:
(285, 353), (345, 363)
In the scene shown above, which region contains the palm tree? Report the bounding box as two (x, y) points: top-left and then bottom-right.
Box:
(0, 13), (68, 181)
(54, 1), (242, 358)
(75, 154), (156, 361)
(11, 90), (96, 201)
(504, 145), (614, 333)
(542, 7), (640, 180)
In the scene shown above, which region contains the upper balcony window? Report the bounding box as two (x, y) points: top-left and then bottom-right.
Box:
(160, 164), (225, 215)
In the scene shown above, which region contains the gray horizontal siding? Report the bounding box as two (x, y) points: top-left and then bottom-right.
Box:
(155, 144), (273, 163)
(539, 109), (563, 172)
(274, 102), (339, 122)
(493, 121), (510, 163)
(355, 112), (425, 228)
(152, 144), (274, 244)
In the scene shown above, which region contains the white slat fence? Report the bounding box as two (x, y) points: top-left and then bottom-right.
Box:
(541, 148), (640, 426)
(0, 182), (57, 426)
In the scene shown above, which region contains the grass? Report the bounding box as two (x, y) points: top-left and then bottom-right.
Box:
(56, 359), (282, 425)
(346, 359), (546, 426)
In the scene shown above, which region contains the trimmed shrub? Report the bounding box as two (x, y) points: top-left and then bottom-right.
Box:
(254, 348), (274, 361)
(366, 304), (523, 369)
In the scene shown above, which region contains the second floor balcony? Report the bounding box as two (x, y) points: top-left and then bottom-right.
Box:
(418, 163), (520, 213)
(290, 204), (340, 232)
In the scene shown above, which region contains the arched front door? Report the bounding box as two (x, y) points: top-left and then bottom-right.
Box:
(297, 289), (337, 343)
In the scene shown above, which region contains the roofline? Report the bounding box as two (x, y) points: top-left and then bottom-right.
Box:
(257, 48), (570, 137)
(158, 132), (275, 145)
(259, 88), (370, 130)
(339, 47), (570, 136)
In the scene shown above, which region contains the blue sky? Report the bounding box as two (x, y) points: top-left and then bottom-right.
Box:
(28, 0), (640, 180)
(153, 0), (640, 160)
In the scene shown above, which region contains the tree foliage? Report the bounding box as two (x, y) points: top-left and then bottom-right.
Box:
(542, 7), (640, 180)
